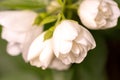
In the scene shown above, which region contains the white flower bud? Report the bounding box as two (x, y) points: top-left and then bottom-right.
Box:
(27, 32), (54, 69)
(53, 20), (96, 65)
(78, 0), (120, 29)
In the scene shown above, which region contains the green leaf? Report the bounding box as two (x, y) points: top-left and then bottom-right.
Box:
(34, 12), (48, 25)
(0, 0), (47, 10)
(34, 13), (57, 26)
(40, 16), (58, 25)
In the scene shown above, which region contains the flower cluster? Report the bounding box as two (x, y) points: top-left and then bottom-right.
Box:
(27, 20), (96, 70)
(0, 0), (119, 70)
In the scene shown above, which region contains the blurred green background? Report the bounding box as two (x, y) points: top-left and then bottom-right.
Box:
(0, 0), (120, 80)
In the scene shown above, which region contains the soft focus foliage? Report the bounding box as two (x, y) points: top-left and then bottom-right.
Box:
(0, 0), (48, 10)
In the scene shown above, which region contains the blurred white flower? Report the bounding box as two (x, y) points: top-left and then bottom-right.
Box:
(53, 20), (96, 65)
(0, 10), (43, 57)
(27, 32), (54, 69)
(6, 42), (22, 56)
(78, 0), (120, 29)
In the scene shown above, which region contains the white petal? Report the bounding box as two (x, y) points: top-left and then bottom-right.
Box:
(105, 0), (120, 28)
(53, 20), (96, 65)
(7, 43), (21, 56)
(71, 43), (80, 55)
(75, 27), (96, 50)
(104, 19), (118, 29)
(0, 10), (37, 32)
(39, 39), (54, 69)
(109, 1), (120, 20)
(30, 57), (41, 67)
(78, 0), (100, 29)
(54, 20), (78, 40)
(22, 27), (43, 61)
(27, 32), (45, 61)
(53, 20), (78, 56)
(1, 27), (26, 43)
(60, 55), (72, 65)
(49, 58), (70, 70)
(53, 39), (72, 57)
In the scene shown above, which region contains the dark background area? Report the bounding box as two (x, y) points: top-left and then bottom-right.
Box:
(106, 40), (120, 80)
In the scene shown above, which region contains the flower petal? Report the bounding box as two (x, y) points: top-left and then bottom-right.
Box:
(0, 10), (37, 32)
(75, 27), (96, 50)
(78, 0), (100, 29)
(54, 20), (78, 41)
(30, 57), (41, 67)
(27, 32), (45, 61)
(39, 39), (54, 69)
(22, 27), (43, 61)
(49, 58), (71, 70)
(7, 43), (21, 56)
(1, 27), (26, 43)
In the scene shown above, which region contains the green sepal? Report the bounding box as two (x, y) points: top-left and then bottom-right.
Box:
(44, 26), (55, 41)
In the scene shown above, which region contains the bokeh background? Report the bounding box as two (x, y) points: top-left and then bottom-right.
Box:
(0, 0), (120, 80)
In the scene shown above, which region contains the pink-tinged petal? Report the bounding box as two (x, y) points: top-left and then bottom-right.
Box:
(78, 45), (87, 58)
(110, 3), (120, 20)
(75, 27), (96, 50)
(104, 19), (118, 29)
(71, 42), (80, 56)
(75, 56), (85, 64)
(60, 55), (72, 65)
